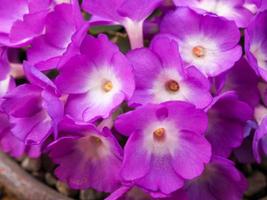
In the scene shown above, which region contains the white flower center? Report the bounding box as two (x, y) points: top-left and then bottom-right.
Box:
(87, 66), (121, 106)
(151, 68), (185, 103)
(143, 120), (179, 156)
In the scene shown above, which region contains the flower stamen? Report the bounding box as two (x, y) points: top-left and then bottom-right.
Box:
(165, 80), (180, 92)
(153, 128), (165, 141)
(90, 136), (102, 145)
(102, 80), (113, 92)
(192, 45), (205, 57)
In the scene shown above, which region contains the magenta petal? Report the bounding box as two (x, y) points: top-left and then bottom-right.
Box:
(55, 55), (92, 94)
(66, 91), (125, 123)
(0, 0), (28, 34)
(27, 36), (63, 70)
(150, 34), (183, 73)
(82, 0), (124, 23)
(172, 131), (211, 179)
(115, 105), (158, 136)
(163, 101), (208, 135)
(2, 84), (42, 118)
(120, 131), (152, 180)
(110, 51), (135, 100)
(127, 48), (162, 89)
(206, 92), (253, 157)
(23, 62), (57, 93)
(27, 2), (86, 70)
(136, 154), (184, 194)
(10, 111), (52, 145)
(9, 11), (47, 43)
(117, 0), (161, 21)
(184, 156), (248, 200)
(223, 58), (260, 108)
(0, 112), (43, 158)
(80, 34), (120, 67)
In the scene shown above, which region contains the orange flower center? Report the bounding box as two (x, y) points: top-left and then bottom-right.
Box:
(153, 128), (165, 141)
(165, 80), (180, 92)
(102, 80), (113, 92)
(192, 46), (205, 57)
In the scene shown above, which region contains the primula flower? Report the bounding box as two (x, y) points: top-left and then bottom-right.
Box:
(127, 35), (212, 109)
(205, 92), (253, 157)
(55, 34), (135, 123)
(161, 7), (242, 77)
(0, 111), (42, 158)
(173, 0), (255, 27)
(82, 0), (162, 48)
(252, 104), (267, 162)
(0, 0), (52, 47)
(48, 124), (123, 192)
(27, 1), (89, 70)
(0, 48), (15, 98)
(115, 101), (211, 194)
(1, 63), (63, 144)
(234, 131), (256, 164)
(245, 10), (267, 81)
(171, 156), (248, 200)
(220, 58), (260, 108)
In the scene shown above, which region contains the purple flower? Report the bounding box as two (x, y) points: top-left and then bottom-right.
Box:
(1, 63), (63, 144)
(253, 105), (267, 162)
(220, 58), (260, 108)
(55, 34), (135, 123)
(127, 35), (212, 109)
(0, 0), (52, 47)
(245, 10), (267, 81)
(82, 0), (162, 48)
(115, 101), (211, 194)
(48, 124), (123, 192)
(27, 1), (89, 70)
(161, 7), (242, 77)
(0, 48), (15, 98)
(205, 92), (253, 157)
(234, 132), (256, 164)
(173, 0), (255, 27)
(172, 156), (248, 200)
(0, 111), (42, 158)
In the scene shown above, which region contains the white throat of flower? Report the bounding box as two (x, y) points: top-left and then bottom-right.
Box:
(179, 35), (219, 75)
(151, 68), (186, 103)
(77, 134), (111, 159)
(87, 66), (121, 106)
(197, 0), (237, 20)
(143, 120), (179, 156)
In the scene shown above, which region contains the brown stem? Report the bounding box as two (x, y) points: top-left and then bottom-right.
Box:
(0, 152), (72, 200)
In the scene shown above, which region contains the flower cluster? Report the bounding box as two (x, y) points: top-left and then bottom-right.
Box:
(0, 0), (267, 199)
